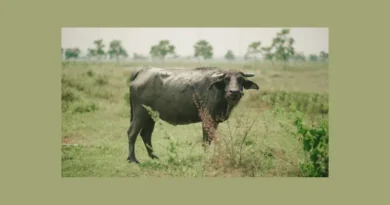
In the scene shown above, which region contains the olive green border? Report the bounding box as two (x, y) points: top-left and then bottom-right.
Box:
(2, 0), (386, 204)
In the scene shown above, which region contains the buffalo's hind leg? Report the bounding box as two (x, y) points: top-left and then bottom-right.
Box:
(127, 120), (143, 164)
(140, 118), (159, 159)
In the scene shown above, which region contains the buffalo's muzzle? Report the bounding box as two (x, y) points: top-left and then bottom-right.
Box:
(227, 90), (242, 100)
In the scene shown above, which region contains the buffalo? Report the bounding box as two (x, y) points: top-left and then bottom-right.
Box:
(126, 66), (260, 163)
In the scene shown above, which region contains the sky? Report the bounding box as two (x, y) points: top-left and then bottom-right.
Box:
(61, 27), (328, 57)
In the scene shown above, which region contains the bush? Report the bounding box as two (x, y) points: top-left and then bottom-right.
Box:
(294, 117), (328, 177)
(62, 87), (78, 103)
(86, 70), (94, 77)
(95, 75), (108, 86)
(62, 85), (79, 112)
(254, 91), (328, 115)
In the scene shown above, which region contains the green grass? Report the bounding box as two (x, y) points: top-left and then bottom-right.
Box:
(61, 61), (329, 177)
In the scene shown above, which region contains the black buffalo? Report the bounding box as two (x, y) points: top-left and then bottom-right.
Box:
(127, 66), (260, 163)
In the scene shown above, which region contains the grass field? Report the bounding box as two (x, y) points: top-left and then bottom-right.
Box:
(61, 60), (329, 177)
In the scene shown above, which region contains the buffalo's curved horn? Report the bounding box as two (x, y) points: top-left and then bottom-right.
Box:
(243, 73), (255, 77)
(157, 71), (172, 78)
(211, 72), (225, 78)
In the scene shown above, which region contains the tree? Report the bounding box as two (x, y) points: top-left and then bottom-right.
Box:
(149, 45), (159, 59)
(172, 54), (180, 59)
(87, 39), (106, 62)
(64, 48), (80, 62)
(246, 41), (262, 68)
(193, 40), (213, 60)
(291, 52), (306, 62)
(247, 41), (262, 59)
(319, 51), (329, 61)
(107, 40), (128, 63)
(271, 28), (295, 68)
(224, 50), (235, 60)
(133, 53), (148, 60)
(87, 48), (96, 59)
(244, 53), (251, 60)
(149, 40), (176, 66)
(261, 46), (275, 67)
(93, 39), (106, 60)
(309, 54), (318, 62)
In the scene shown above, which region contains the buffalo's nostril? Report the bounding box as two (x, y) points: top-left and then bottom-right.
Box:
(229, 90), (241, 97)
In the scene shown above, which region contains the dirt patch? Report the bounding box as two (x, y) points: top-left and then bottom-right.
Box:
(62, 134), (83, 145)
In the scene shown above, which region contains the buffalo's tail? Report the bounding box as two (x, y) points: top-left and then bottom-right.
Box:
(129, 66), (147, 122)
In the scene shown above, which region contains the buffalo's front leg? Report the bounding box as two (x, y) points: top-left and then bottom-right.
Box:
(140, 118), (159, 159)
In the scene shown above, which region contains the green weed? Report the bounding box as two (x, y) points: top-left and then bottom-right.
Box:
(294, 117), (329, 177)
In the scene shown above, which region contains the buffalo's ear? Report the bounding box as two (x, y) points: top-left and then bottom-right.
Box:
(208, 79), (225, 90)
(208, 72), (226, 90)
(243, 80), (259, 90)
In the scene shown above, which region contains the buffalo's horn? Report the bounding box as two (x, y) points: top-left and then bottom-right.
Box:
(243, 73), (255, 77)
(211, 72), (225, 78)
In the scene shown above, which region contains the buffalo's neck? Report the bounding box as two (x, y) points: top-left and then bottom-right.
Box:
(213, 99), (235, 123)
(205, 91), (238, 123)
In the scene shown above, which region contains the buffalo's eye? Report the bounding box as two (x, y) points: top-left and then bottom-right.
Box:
(224, 76), (230, 82)
(237, 77), (243, 83)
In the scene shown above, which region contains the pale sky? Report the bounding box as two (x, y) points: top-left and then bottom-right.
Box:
(61, 27), (328, 57)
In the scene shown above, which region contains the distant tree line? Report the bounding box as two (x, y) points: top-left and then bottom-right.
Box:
(243, 29), (329, 68)
(61, 28), (329, 65)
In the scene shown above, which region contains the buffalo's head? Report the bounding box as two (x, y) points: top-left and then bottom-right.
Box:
(208, 70), (259, 104)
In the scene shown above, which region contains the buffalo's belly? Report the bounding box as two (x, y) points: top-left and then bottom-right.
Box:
(153, 100), (201, 125)
(159, 112), (201, 125)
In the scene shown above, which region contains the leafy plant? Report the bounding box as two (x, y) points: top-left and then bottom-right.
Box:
(294, 117), (328, 177)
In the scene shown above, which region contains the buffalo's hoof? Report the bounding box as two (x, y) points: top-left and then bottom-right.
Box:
(149, 154), (159, 160)
(127, 157), (140, 164)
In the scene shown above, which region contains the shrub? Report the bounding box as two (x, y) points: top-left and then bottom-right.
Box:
(192, 92), (271, 176)
(95, 75), (108, 86)
(62, 87), (78, 103)
(255, 91), (329, 115)
(62, 75), (85, 91)
(86, 70), (94, 77)
(62, 85), (79, 112)
(294, 117), (328, 177)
